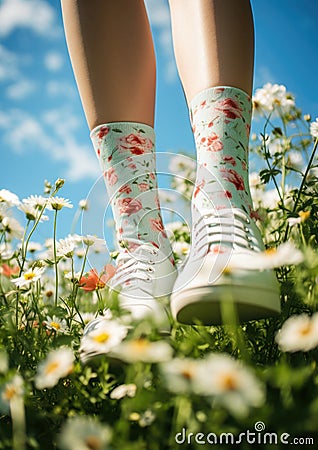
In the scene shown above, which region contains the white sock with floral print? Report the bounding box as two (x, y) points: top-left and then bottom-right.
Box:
(190, 86), (255, 217)
(91, 122), (174, 262)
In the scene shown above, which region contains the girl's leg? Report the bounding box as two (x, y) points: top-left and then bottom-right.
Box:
(168, 0), (254, 102)
(61, 0), (176, 331)
(61, 0), (156, 129)
(168, 0), (280, 324)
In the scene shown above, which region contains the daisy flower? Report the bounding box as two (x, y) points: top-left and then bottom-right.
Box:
(19, 203), (49, 222)
(160, 358), (202, 394)
(82, 235), (106, 252)
(0, 374), (24, 413)
(47, 197), (73, 211)
(43, 315), (68, 334)
(56, 238), (75, 258)
(0, 243), (14, 260)
(25, 241), (43, 253)
(253, 83), (295, 115)
(139, 409), (156, 428)
(275, 313), (318, 352)
(12, 267), (45, 288)
(58, 416), (111, 450)
(195, 354), (264, 417)
(23, 194), (48, 210)
(287, 210), (310, 227)
(1, 216), (24, 240)
(110, 383), (137, 400)
(173, 241), (190, 259)
(79, 199), (89, 210)
(35, 347), (74, 389)
(113, 338), (173, 363)
(79, 318), (128, 361)
(310, 118), (318, 139)
(0, 189), (20, 207)
(228, 242), (304, 271)
(168, 154), (196, 177)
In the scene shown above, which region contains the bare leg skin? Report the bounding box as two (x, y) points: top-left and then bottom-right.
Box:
(168, 0), (254, 102)
(60, 0), (156, 129)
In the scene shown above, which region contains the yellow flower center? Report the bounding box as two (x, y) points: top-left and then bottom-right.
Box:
(220, 373), (238, 391)
(23, 272), (36, 281)
(3, 386), (17, 401)
(93, 332), (110, 344)
(85, 436), (102, 450)
(50, 322), (60, 330)
(222, 266), (232, 276)
(299, 322), (313, 336)
(181, 369), (193, 380)
(131, 338), (150, 352)
(96, 280), (106, 289)
(299, 210), (310, 222)
(265, 248), (277, 256)
(45, 361), (60, 375)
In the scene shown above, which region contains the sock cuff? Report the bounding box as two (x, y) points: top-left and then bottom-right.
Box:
(189, 86), (252, 124)
(90, 121), (156, 167)
(90, 121), (155, 142)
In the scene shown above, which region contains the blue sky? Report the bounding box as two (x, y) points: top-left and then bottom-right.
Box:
(1, 0), (318, 242)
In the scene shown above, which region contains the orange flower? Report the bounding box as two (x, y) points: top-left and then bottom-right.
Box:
(0, 264), (19, 278)
(80, 264), (116, 292)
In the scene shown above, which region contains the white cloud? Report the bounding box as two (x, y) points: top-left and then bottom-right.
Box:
(0, 44), (19, 81)
(254, 66), (276, 89)
(0, 108), (99, 181)
(6, 79), (36, 100)
(46, 80), (77, 99)
(145, 0), (171, 27)
(0, 0), (59, 38)
(44, 51), (64, 71)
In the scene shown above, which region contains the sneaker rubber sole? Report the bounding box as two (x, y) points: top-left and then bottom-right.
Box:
(171, 284), (281, 325)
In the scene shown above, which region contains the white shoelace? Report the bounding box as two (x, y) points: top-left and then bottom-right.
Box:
(110, 244), (159, 290)
(192, 208), (263, 257)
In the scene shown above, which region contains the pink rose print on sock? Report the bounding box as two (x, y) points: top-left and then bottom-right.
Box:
(154, 195), (160, 209)
(117, 198), (143, 215)
(249, 205), (262, 221)
(106, 167), (118, 186)
(223, 156), (236, 166)
(128, 162), (137, 170)
(97, 126), (110, 139)
(128, 241), (141, 252)
(200, 133), (223, 152)
(220, 168), (245, 190)
(207, 244), (227, 255)
(241, 160), (247, 170)
(118, 184), (132, 194)
(218, 190), (232, 199)
(215, 98), (243, 120)
(119, 133), (153, 155)
(194, 180), (205, 198)
(150, 217), (167, 238)
(138, 182), (149, 192)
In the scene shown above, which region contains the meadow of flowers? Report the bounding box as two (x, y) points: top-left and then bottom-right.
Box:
(1, 83), (318, 449)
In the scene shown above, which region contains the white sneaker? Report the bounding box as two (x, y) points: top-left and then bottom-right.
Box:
(109, 243), (177, 334)
(170, 207), (280, 325)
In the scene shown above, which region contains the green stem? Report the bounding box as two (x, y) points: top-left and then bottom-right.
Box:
(10, 396), (26, 450)
(283, 137), (318, 242)
(53, 209), (59, 307)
